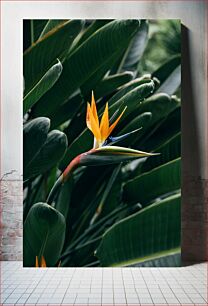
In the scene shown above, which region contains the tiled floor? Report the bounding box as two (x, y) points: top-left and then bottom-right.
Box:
(0, 261), (207, 305)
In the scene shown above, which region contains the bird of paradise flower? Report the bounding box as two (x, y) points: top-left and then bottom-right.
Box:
(36, 91), (158, 267)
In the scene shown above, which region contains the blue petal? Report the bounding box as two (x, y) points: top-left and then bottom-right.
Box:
(106, 128), (142, 146)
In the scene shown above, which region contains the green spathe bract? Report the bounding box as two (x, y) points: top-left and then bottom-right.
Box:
(79, 146), (158, 166)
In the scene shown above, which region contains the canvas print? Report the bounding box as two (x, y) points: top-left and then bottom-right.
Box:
(23, 19), (181, 267)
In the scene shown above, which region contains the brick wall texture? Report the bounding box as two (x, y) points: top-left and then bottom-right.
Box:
(0, 180), (23, 260)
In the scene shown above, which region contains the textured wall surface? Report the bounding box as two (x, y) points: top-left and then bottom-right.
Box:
(0, 1), (207, 262)
(0, 180), (22, 260)
(182, 177), (208, 263)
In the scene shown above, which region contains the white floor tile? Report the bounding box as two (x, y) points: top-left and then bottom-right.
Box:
(0, 261), (207, 305)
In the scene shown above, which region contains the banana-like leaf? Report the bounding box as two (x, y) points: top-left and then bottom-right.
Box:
(24, 130), (68, 180)
(141, 132), (181, 173)
(129, 252), (181, 267)
(153, 55), (180, 84)
(50, 93), (83, 130)
(157, 65), (181, 95)
(127, 95), (179, 151)
(39, 20), (68, 38)
(80, 55), (118, 97)
(79, 146), (158, 166)
(74, 20), (111, 50)
(118, 93), (177, 136)
(123, 158), (180, 205)
(31, 20), (48, 42)
(122, 20), (149, 71)
(50, 72), (133, 130)
(33, 20), (141, 117)
(24, 20), (83, 93)
(94, 72), (134, 99)
(120, 113), (152, 138)
(59, 81), (155, 170)
(110, 81), (155, 121)
(153, 55), (181, 95)
(96, 193), (181, 266)
(143, 106), (181, 151)
(23, 117), (50, 177)
(23, 202), (66, 267)
(108, 74), (152, 105)
(23, 60), (63, 114)
(128, 132), (181, 179)
(55, 179), (73, 219)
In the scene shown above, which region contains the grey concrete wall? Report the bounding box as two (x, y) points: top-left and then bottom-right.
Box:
(0, 1), (207, 262)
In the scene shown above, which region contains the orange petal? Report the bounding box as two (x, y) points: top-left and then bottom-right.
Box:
(86, 103), (92, 130)
(100, 103), (109, 141)
(108, 106), (127, 137)
(35, 256), (39, 268)
(87, 103), (101, 141)
(41, 256), (47, 267)
(91, 91), (99, 127)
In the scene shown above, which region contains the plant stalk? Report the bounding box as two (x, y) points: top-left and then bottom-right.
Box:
(46, 154), (82, 205)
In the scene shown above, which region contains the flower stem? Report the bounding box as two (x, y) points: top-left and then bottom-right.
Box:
(46, 154), (82, 205)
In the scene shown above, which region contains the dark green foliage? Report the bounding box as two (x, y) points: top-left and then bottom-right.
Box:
(23, 202), (66, 266)
(96, 193), (181, 266)
(23, 19), (181, 267)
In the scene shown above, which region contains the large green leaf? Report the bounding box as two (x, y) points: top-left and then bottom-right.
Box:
(117, 93), (177, 144)
(55, 179), (73, 219)
(32, 20), (48, 42)
(53, 71), (134, 131)
(23, 60), (63, 114)
(39, 20), (68, 38)
(123, 158), (181, 205)
(24, 130), (68, 180)
(33, 20), (141, 117)
(152, 55), (180, 84)
(157, 66), (181, 95)
(129, 252), (181, 267)
(50, 93), (83, 130)
(74, 20), (111, 50)
(94, 72), (134, 99)
(110, 80), (155, 118)
(141, 132), (181, 173)
(153, 55), (181, 95)
(23, 117), (50, 178)
(117, 112), (152, 137)
(24, 20), (83, 93)
(120, 93), (176, 133)
(143, 106), (181, 151)
(107, 74), (152, 105)
(96, 193), (181, 266)
(23, 202), (66, 267)
(128, 131), (181, 180)
(122, 20), (149, 71)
